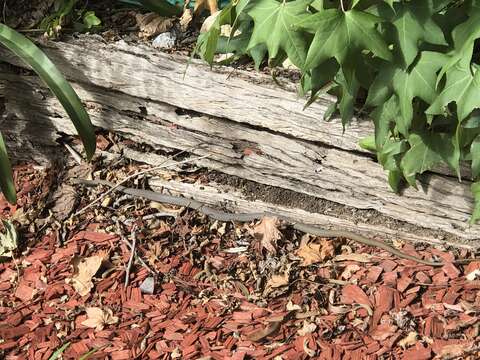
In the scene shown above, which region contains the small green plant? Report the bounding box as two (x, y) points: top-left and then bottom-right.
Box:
(196, 0), (480, 223)
(0, 23), (96, 203)
(41, 0), (102, 37)
(0, 220), (18, 258)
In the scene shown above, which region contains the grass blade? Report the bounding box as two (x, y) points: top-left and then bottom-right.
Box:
(0, 23), (96, 160)
(0, 131), (16, 204)
(48, 342), (71, 360)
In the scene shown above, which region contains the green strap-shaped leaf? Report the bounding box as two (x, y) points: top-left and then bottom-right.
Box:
(0, 23), (96, 160)
(298, 9), (392, 70)
(471, 181), (480, 224)
(0, 131), (15, 204)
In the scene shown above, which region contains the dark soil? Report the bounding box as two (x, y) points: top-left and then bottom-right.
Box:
(207, 170), (461, 246)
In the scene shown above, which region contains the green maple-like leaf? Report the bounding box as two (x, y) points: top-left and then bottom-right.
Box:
(400, 131), (457, 187)
(378, 137), (408, 172)
(193, 0), (480, 223)
(393, 51), (447, 134)
(371, 94), (399, 150)
(427, 62), (480, 178)
(471, 137), (480, 179)
(247, 0), (311, 68)
(437, 7), (480, 83)
(427, 63), (480, 121)
(400, 134), (440, 187)
(390, 0), (447, 67)
(298, 9), (392, 70)
(336, 60), (360, 127)
(367, 51), (446, 136)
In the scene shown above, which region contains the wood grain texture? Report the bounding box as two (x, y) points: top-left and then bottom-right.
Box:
(149, 177), (475, 249)
(0, 36), (373, 151)
(1, 36), (479, 246)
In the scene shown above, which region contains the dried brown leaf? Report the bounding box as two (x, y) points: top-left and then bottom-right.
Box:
(136, 13), (174, 38)
(253, 217), (281, 254)
(340, 264), (361, 280)
(303, 338), (316, 357)
(398, 331), (418, 349)
(296, 239), (335, 266)
(50, 184), (77, 221)
(67, 254), (104, 296)
(266, 272), (289, 288)
(297, 321), (316, 336)
(247, 321), (281, 342)
(81, 307), (118, 331)
(179, 8), (193, 32)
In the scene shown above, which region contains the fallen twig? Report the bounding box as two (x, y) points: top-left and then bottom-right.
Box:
(73, 154), (209, 216)
(116, 220), (158, 276)
(125, 225), (137, 287)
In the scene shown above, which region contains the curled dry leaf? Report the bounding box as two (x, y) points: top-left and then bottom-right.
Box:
(247, 321), (282, 342)
(466, 268), (480, 281)
(297, 321), (317, 336)
(50, 184), (77, 221)
(398, 331), (418, 349)
(136, 13), (174, 39)
(303, 338), (316, 357)
(461, 300), (480, 314)
(328, 289), (349, 314)
(340, 264), (361, 280)
(67, 254), (104, 296)
(253, 217), (281, 254)
(81, 307), (118, 331)
(286, 300), (302, 311)
(266, 272), (289, 289)
(296, 239), (335, 266)
(179, 8), (193, 32)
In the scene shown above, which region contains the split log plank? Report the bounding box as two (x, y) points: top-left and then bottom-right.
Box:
(149, 177), (474, 249)
(0, 36), (380, 152)
(1, 36), (479, 246)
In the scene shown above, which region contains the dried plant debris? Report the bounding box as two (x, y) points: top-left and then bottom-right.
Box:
(136, 13), (175, 39)
(2, 162), (480, 359)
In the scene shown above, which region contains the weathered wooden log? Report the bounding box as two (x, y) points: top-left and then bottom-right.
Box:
(1, 36), (479, 247)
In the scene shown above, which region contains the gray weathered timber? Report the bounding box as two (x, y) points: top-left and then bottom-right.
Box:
(1, 36), (479, 246)
(0, 36), (373, 152)
(149, 178), (475, 249)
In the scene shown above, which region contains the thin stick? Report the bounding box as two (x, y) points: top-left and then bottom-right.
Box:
(125, 225), (137, 287)
(117, 220), (158, 275)
(73, 154), (209, 216)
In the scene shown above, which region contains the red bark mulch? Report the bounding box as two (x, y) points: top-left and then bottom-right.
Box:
(1, 163), (480, 360)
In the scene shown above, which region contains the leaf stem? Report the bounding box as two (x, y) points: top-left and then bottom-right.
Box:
(340, 0), (345, 12)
